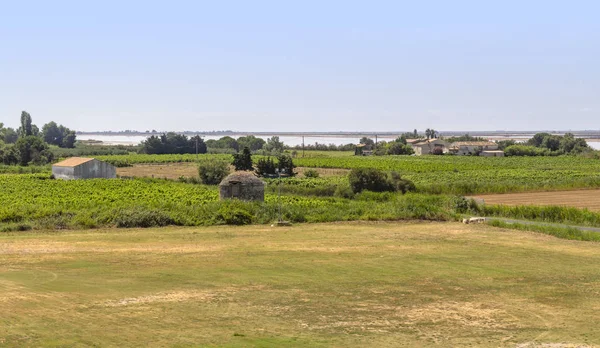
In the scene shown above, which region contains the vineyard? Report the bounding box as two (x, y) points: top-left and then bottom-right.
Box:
(0, 174), (464, 231)
(97, 153), (600, 194)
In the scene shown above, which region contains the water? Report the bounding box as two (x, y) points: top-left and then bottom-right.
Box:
(77, 134), (398, 147)
(78, 134), (600, 149)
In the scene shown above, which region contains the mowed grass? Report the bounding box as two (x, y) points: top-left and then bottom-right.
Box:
(1, 222), (600, 347)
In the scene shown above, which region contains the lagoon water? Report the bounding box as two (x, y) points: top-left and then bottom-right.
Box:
(78, 134), (600, 150)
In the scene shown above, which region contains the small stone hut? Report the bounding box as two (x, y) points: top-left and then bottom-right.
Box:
(219, 172), (265, 201)
(52, 157), (117, 180)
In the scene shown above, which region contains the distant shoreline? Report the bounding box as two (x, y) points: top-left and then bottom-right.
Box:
(77, 130), (600, 139)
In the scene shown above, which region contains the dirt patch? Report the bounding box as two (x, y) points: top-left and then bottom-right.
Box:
(117, 163), (198, 180)
(117, 163), (349, 180)
(101, 285), (267, 307)
(404, 301), (515, 330)
(474, 190), (600, 212)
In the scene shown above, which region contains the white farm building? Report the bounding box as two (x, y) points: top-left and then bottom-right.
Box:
(52, 157), (117, 180)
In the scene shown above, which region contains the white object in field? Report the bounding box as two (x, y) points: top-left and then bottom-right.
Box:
(463, 217), (486, 224)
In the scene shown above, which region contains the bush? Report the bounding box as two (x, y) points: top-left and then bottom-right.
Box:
(255, 157), (277, 177)
(348, 168), (415, 194)
(215, 203), (253, 225)
(114, 207), (175, 228)
(232, 147), (253, 171)
(303, 169), (319, 178)
(504, 145), (551, 157)
(198, 158), (230, 185)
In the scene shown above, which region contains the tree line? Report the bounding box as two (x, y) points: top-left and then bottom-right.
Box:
(0, 111), (77, 166)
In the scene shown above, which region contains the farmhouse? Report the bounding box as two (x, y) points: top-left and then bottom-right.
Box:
(219, 172), (265, 201)
(52, 157), (116, 180)
(410, 139), (448, 155)
(449, 141), (499, 156)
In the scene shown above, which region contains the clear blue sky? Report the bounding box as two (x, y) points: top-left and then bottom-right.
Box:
(1, 0), (598, 132)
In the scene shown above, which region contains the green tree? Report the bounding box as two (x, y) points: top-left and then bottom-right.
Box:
(232, 147), (253, 171)
(15, 136), (53, 166)
(237, 135), (265, 151)
(359, 137), (375, 146)
(63, 131), (77, 148)
(42, 121), (63, 145)
(19, 111), (33, 137)
(264, 136), (285, 153)
(387, 142), (414, 155)
(198, 158), (230, 185)
(0, 145), (19, 165)
(255, 157), (277, 177)
(2, 128), (18, 144)
(276, 153), (296, 177)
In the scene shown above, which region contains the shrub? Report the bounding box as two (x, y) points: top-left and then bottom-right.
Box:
(348, 168), (393, 193)
(198, 158), (230, 185)
(114, 207), (175, 228)
(348, 168), (415, 194)
(388, 171), (416, 194)
(232, 147), (253, 171)
(215, 203), (253, 225)
(334, 183), (355, 199)
(255, 157), (277, 177)
(303, 169), (319, 178)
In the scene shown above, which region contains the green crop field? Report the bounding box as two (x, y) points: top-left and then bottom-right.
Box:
(0, 174), (467, 231)
(95, 153), (600, 194)
(1, 222), (600, 347)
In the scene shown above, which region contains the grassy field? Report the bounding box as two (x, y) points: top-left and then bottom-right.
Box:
(1, 222), (600, 347)
(476, 189), (600, 212)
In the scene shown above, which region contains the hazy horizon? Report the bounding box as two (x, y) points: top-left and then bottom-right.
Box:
(1, 1), (598, 132)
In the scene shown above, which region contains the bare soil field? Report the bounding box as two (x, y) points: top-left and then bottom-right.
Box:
(2, 222), (600, 347)
(117, 163), (348, 179)
(475, 189), (600, 211)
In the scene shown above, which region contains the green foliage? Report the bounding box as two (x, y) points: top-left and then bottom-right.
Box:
(303, 169), (319, 178)
(0, 174), (475, 230)
(255, 157), (276, 177)
(15, 136), (54, 166)
(487, 220), (600, 242)
(140, 133), (207, 155)
(264, 136), (285, 153)
(504, 145), (551, 157)
(359, 137), (375, 146)
(232, 147), (253, 171)
(348, 168), (394, 193)
(237, 135), (265, 151)
(0, 145), (19, 165)
(114, 207), (175, 228)
(42, 121), (77, 148)
(276, 153), (297, 177)
(523, 132), (590, 155)
(387, 142), (414, 155)
(206, 136), (239, 151)
(496, 139), (516, 150)
(443, 133), (485, 143)
(19, 111), (33, 137)
(198, 158), (230, 185)
(0, 125), (18, 144)
(482, 204), (600, 228)
(215, 202), (253, 225)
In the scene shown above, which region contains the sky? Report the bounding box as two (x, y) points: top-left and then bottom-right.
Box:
(0, 0), (598, 132)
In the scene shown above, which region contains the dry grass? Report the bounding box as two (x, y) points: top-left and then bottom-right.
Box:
(117, 162), (348, 179)
(475, 189), (600, 211)
(1, 222), (600, 347)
